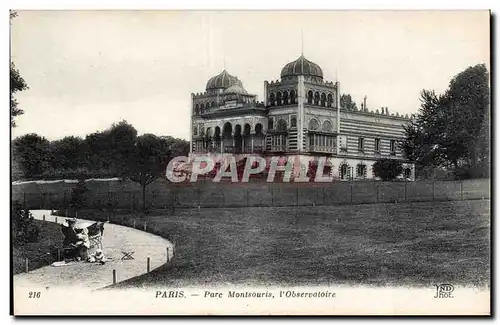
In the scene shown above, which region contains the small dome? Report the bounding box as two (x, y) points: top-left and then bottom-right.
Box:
(206, 70), (241, 91)
(280, 55), (323, 79)
(224, 83), (248, 95)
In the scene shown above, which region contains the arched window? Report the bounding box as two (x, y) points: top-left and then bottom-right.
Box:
(307, 91), (313, 104)
(270, 93), (276, 106)
(211, 101), (216, 108)
(327, 94), (333, 107)
(255, 123), (263, 135)
(195, 104), (200, 115)
(404, 168), (412, 179)
(268, 119), (274, 130)
(276, 92), (282, 106)
(322, 120), (333, 132)
(308, 118), (320, 131)
(290, 90), (296, 104)
(206, 127), (212, 138)
(200, 103), (205, 114)
(320, 93), (326, 107)
(214, 126), (221, 141)
(314, 92), (320, 105)
(290, 115), (297, 128)
(244, 123), (251, 136)
(283, 91), (289, 105)
(193, 125), (198, 136)
(276, 119), (287, 133)
(340, 163), (349, 180)
(234, 124), (242, 136)
(200, 126), (205, 136)
(223, 122), (232, 138)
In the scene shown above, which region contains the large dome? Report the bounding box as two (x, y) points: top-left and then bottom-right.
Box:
(280, 55), (323, 79)
(224, 83), (248, 95)
(205, 70), (242, 91)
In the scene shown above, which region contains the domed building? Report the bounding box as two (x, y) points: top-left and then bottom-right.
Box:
(190, 55), (415, 181)
(191, 70), (267, 155)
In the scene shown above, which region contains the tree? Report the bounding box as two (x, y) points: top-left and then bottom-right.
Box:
(340, 94), (358, 111)
(161, 136), (189, 158)
(12, 200), (39, 243)
(401, 64), (490, 179)
(11, 62), (28, 127)
(400, 90), (448, 170)
(12, 134), (52, 178)
(124, 134), (171, 213)
(49, 136), (87, 171)
(372, 158), (403, 181)
(10, 11), (29, 127)
(69, 179), (88, 212)
(446, 64), (490, 178)
(85, 120), (137, 175)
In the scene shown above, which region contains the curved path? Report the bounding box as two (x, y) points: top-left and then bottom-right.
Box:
(14, 210), (173, 291)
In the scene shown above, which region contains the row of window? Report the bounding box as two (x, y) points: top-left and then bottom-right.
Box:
(340, 164), (412, 179)
(309, 134), (336, 148)
(268, 90), (336, 107)
(193, 98), (255, 115)
(268, 116), (334, 132)
(357, 137), (397, 153)
(269, 90), (296, 106)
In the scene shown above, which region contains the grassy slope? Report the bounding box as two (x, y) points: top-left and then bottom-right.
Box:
(12, 219), (64, 274)
(84, 200), (490, 288)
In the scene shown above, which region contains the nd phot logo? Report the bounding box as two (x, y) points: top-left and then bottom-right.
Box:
(434, 284), (454, 299)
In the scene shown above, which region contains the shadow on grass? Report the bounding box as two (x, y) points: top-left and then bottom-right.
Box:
(62, 200), (491, 289)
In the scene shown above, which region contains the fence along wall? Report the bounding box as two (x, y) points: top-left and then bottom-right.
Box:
(12, 178), (490, 210)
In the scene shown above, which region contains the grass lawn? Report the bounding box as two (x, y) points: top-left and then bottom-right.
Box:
(75, 200), (490, 288)
(12, 219), (64, 274)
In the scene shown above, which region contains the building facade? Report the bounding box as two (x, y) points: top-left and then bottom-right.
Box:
(190, 55), (415, 180)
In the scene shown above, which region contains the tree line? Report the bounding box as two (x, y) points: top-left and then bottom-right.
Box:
(12, 120), (190, 181)
(401, 63), (490, 180)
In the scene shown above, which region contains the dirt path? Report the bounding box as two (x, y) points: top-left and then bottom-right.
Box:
(14, 210), (173, 291)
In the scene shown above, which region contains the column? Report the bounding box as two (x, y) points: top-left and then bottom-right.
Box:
(251, 134), (254, 152)
(336, 81), (341, 155)
(190, 94), (194, 154)
(297, 76), (305, 153)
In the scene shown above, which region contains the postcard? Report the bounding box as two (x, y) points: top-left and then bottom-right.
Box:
(10, 10), (491, 316)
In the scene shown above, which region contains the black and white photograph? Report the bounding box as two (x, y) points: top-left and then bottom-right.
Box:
(9, 9), (491, 315)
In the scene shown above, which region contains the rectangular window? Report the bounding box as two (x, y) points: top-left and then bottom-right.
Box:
(375, 138), (380, 152)
(358, 137), (364, 151)
(268, 118), (274, 130)
(390, 140), (396, 154)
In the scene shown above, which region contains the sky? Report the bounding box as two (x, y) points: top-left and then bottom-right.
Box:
(10, 10), (490, 141)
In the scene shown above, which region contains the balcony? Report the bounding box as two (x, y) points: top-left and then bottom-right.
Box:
(219, 146), (266, 154)
(269, 145), (288, 153)
(309, 145), (335, 154)
(207, 146), (221, 153)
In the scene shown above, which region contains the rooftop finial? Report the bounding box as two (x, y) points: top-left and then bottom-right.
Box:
(223, 57), (226, 71)
(301, 29), (304, 55)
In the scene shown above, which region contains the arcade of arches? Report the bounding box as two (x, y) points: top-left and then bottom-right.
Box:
(193, 122), (265, 154)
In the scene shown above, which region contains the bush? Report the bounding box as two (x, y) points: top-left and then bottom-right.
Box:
(12, 200), (39, 243)
(372, 158), (403, 181)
